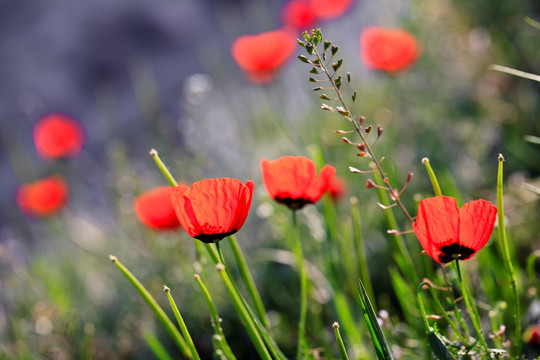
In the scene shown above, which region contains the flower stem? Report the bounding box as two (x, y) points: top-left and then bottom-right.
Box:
(417, 281), (470, 346)
(149, 149), (177, 186)
(497, 154), (521, 355)
(205, 245), (287, 360)
(163, 286), (201, 360)
(421, 157), (442, 196)
(212, 248), (272, 360)
(193, 274), (237, 360)
(454, 259), (489, 353)
(292, 210), (309, 360)
(350, 197), (375, 305)
(228, 235), (270, 328)
(332, 322), (350, 360)
(109, 255), (192, 358)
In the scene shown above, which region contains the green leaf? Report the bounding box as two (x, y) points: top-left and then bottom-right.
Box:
(357, 280), (394, 360)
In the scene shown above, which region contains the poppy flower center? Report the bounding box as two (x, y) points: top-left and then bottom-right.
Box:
(438, 243), (476, 263)
(275, 196), (312, 209)
(195, 230), (238, 243)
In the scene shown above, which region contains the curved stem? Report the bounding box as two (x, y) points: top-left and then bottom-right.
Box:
(193, 274), (237, 360)
(228, 235), (270, 328)
(454, 260), (489, 353)
(164, 286), (201, 360)
(497, 154), (521, 356)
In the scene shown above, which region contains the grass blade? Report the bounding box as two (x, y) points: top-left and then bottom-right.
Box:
(357, 280), (394, 360)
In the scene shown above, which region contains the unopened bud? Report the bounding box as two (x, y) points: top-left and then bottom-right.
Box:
(407, 172), (413, 184)
(365, 179), (376, 189)
(365, 125), (372, 134)
(359, 116), (365, 125)
(377, 126), (384, 138)
(357, 143), (365, 151)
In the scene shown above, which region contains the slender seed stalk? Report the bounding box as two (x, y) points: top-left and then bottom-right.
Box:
(332, 322), (350, 360)
(310, 41), (413, 223)
(193, 274), (237, 360)
(422, 158), (442, 196)
(292, 210), (309, 360)
(373, 170), (418, 284)
(454, 259), (489, 353)
(109, 255), (192, 358)
(150, 149), (178, 186)
(228, 235), (270, 328)
(497, 154), (521, 355)
(164, 286), (201, 360)
(418, 282), (470, 346)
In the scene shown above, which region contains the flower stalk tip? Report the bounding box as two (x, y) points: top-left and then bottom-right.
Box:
(109, 255), (118, 262)
(163, 285), (170, 293)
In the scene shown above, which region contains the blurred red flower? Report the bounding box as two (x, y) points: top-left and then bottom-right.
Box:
(134, 186), (181, 230)
(33, 113), (85, 159)
(261, 156), (335, 209)
(309, 0), (353, 20)
(170, 178), (254, 243)
(360, 27), (420, 73)
(231, 29), (297, 84)
(281, 0), (317, 31)
(16, 175), (69, 217)
(328, 175), (347, 202)
(413, 196), (497, 264)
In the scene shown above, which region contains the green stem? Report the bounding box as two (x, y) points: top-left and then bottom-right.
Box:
(292, 210), (309, 360)
(418, 282), (470, 346)
(193, 274), (237, 360)
(416, 283), (431, 332)
(150, 149), (178, 186)
(206, 245), (287, 360)
(215, 263), (272, 360)
(454, 259), (489, 353)
(142, 329), (174, 360)
(332, 322), (350, 360)
(228, 235), (270, 328)
(164, 286), (201, 360)
(351, 197), (375, 306)
(421, 158), (442, 196)
(373, 170), (418, 284)
(497, 154), (521, 355)
(109, 255), (191, 358)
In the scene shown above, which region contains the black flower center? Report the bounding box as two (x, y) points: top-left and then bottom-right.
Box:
(195, 230), (237, 243)
(438, 243), (476, 263)
(275, 196), (312, 209)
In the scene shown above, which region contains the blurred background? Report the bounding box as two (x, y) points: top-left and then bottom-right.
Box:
(1, 0), (540, 358)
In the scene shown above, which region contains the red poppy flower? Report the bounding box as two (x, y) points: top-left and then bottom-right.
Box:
(309, 0), (353, 20)
(281, 0), (317, 31)
(231, 29), (297, 84)
(33, 113), (85, 159)
(261, 156), (336, 209)
(327, 175), (347, 202)
(413, 196), (497, 264)
(134, 186), (181, 230)
(360, 27), (420, 73)
(170, 178), (254, 243)
(16, 175), (69, 217)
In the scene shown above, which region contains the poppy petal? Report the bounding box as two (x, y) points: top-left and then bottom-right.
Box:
(305, 164), (336, 203)
(459, 199), (497, 256)
(134, 186), (181, 230)
(170, 184), (199, 237)
(16, 175), (69, 217)
(33, 114), (85, 159)
(413, 196), (460, 263)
